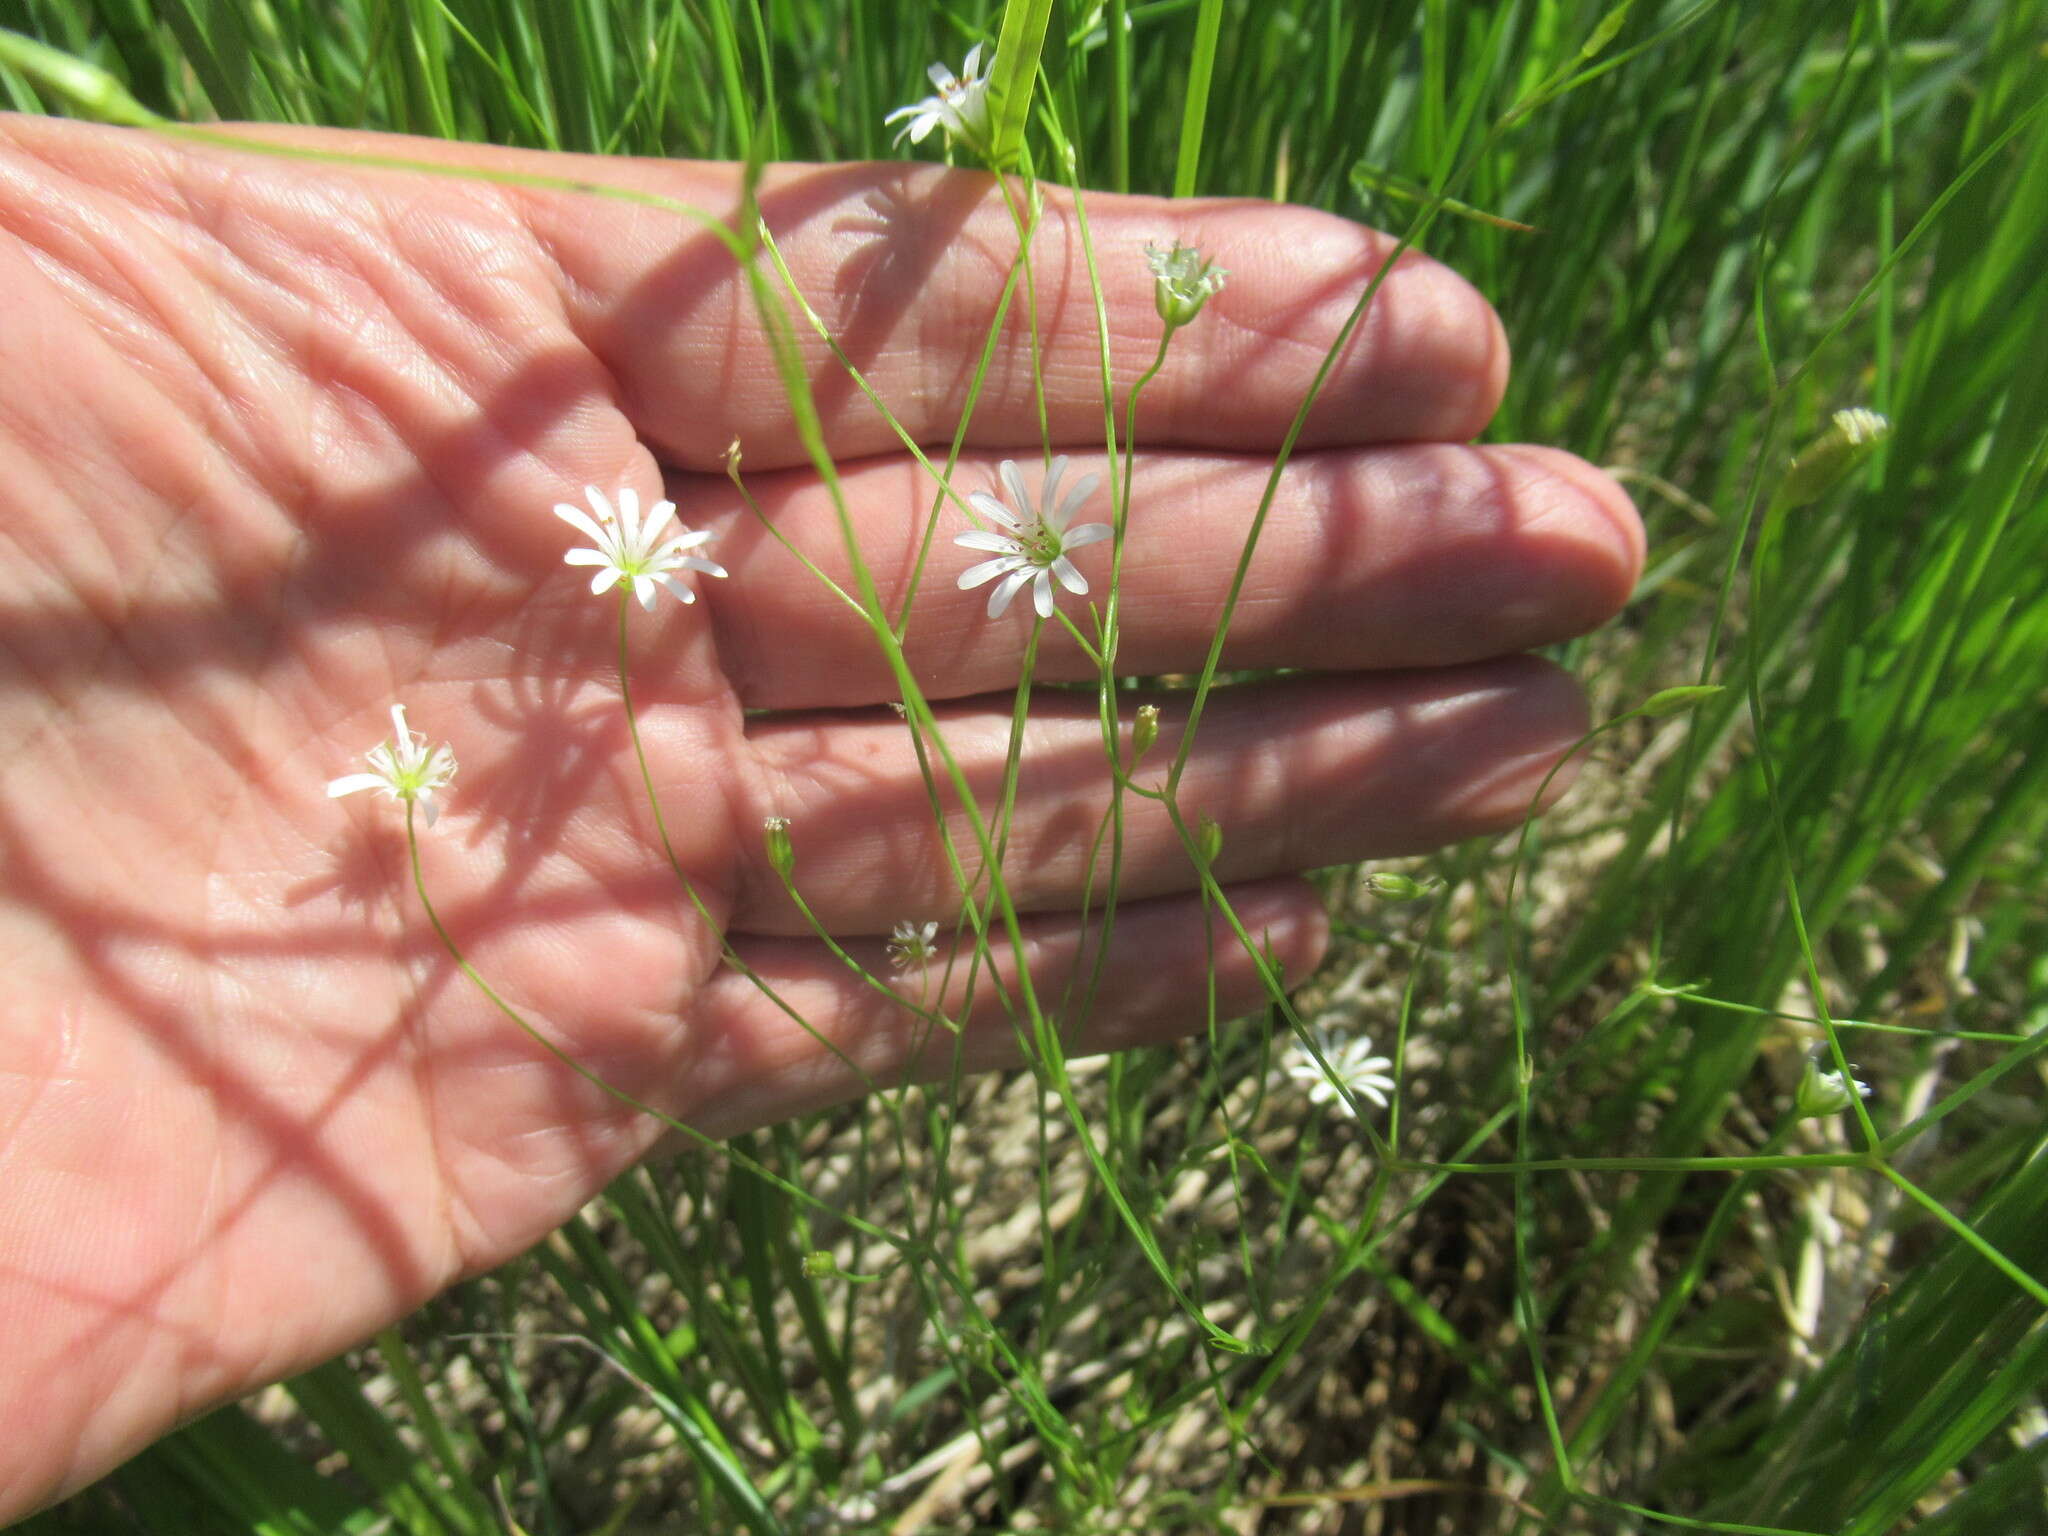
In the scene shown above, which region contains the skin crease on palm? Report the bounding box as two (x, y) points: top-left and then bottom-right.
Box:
(0, 111), (1644, 1516)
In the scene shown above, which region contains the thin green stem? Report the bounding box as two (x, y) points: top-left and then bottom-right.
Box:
(1876, 1162), (2048, 1310)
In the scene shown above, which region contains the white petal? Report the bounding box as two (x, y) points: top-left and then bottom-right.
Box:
(1050, 556), (1088, 595)
(998, 461), (1032, 519)
(648, 535), (698, 566)
(563, 548), (611, 566)
(680, 556), (728, 579)
(583, 486), (616, 523)
(327, 773), (388, 798)
(1043, 454), (1072, 514)
(987, 566), (1035, 617)
(388, 703), (411, 742)
(554, 502), (615, 549)
(643, 495), (683, 542)
(962, 43), (984, 77)
(418, 792), (440, 828)
(954, 530), (1021, 554)
(657, 575), (699, 604)
(1061, 522), (1112, 550)
(590, 568), (618, 595)
(967, 490), (1023, 531)
(958, 555), (1024, 589)
(1032, 569), (1056, 618)
(664, 525), (713, 551)
(634, 575), (659, 611)
(926, 61), (955, 92)
(619, 490), (652, 555)
(1054, 471), (1101, 529)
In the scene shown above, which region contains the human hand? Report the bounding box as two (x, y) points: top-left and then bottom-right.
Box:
(0, 114), (1640, 1515)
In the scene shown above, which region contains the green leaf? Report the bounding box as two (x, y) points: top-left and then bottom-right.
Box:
(986, 0), (1056, 170)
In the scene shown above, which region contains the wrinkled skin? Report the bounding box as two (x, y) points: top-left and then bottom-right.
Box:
(0, 115), (1643, 1515)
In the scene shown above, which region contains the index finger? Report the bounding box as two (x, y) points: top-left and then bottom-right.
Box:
(138, 123), (1506, 469)
(542, 163), (1510, 468)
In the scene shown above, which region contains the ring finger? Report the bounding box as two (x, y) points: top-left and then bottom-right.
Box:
(709, 655), (1584, 934)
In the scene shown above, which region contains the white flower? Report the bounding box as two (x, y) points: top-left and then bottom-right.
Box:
(1780, 407), (1893, 508)
(887, 919), (940, 972)
(953, 456), (1111, 619)
(1145, 241), (1227, 328)
(1284, 1025), (1396, 1114)
(1833, 407), (1890, 446)
(326, 704), (458, 828)
(555, 485), (727, 611)
(1796, 1054), (1873, 1119)
(885, 44), (995, 152)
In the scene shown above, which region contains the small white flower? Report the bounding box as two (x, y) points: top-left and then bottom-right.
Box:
(1833, 407), (1890, 446)
(1796, 1053), (1873, 1119)
(953, 456), (1111, 619)
(885, 44), (995, 152)
(1145, 241), (1227, 328)
(1284, 1025), (1396, 1114)
(1780, 407), (1893, 508)
(555, 485), (727, 611)
(326, 704), (458, 828)
(887, 919), (940, 972)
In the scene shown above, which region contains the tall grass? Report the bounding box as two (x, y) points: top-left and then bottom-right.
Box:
(6, 0), (2046, 1531)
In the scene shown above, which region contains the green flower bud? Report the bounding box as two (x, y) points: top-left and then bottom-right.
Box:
(1197, 814), (1224, 866)
(1132, 703), (1160, 761)
(802, 1250), (836, 1280)
(1145, 241), (1227, 329)
(1779, 408), (1891, 508)
(763, 816), (795, 879)
(1365, 871), (1442, 901)
(1639, 684), (1724, 718)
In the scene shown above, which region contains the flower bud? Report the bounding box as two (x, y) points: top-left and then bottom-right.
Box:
(1365, 871), (1442, 901)
(1796, 1054), (1871, 1119)
(802, 1250), (836, 1279)
(1132, 703), (1160, 761)
(1779, 408), (1891, 508)
(1196, 814), (1224, 866)
(1639, 684), (1724, 718)
(1145, 241), (1228, 329)
(762, 816), (794, 880)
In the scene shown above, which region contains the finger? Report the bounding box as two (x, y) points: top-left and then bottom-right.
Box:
(677, 877), (1327, 1139)
(557, 166), (1509, 466)
(75, 120), (1508, 466)
(689, 444), (1641, 709)
(724, 658), (1585, 935)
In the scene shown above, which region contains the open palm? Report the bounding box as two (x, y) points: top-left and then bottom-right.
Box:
(0, 115), (1641, 1515)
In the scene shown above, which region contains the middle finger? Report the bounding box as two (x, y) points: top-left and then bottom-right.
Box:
(677, 445), (1641, 709)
